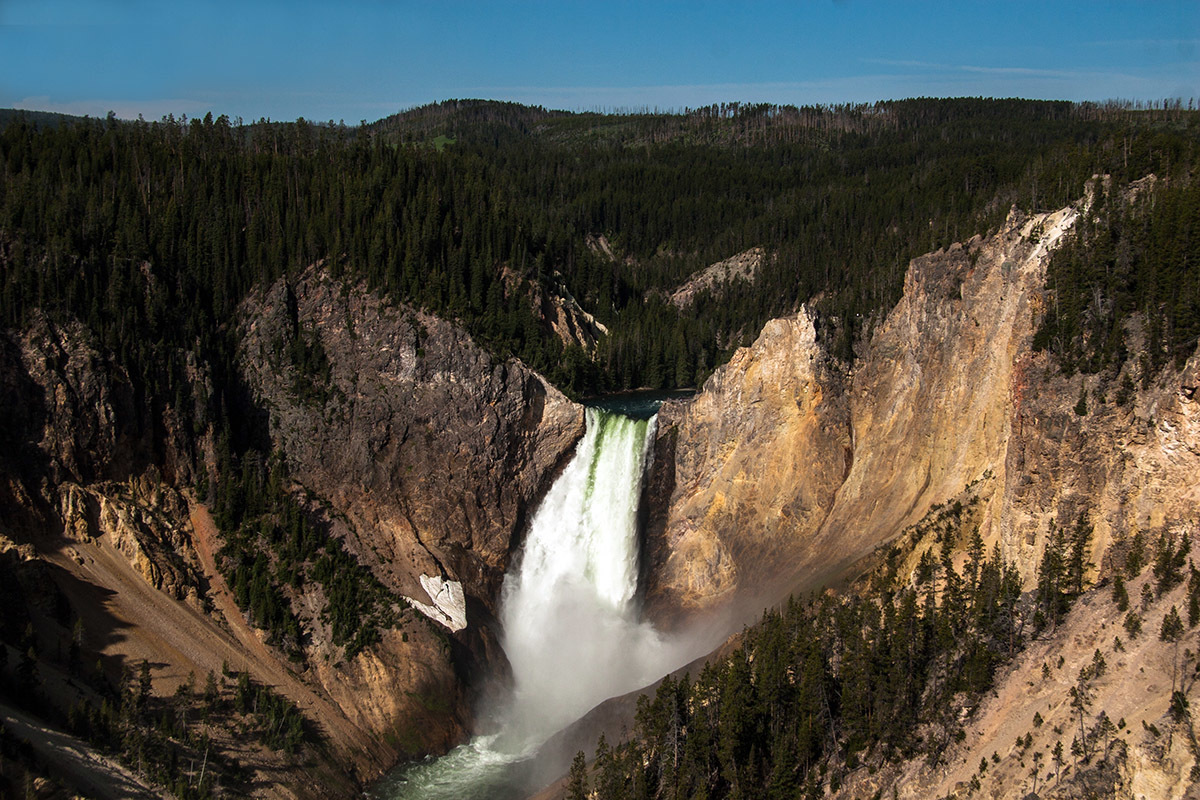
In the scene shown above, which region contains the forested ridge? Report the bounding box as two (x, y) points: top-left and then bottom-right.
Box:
(1, 99), (1199, 796)
(1035, 174), (1200, 378)
(2, 98), (1197, 403)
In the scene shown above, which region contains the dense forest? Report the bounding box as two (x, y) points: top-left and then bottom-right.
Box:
(2, 99), (1197, 405)
(1034, 174), (1200, 378)
(564, 508), (1200, 800)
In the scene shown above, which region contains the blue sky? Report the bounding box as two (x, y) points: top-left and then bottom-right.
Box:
(2, 1), (1197, 122)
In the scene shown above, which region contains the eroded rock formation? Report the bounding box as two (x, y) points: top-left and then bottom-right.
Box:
(237, 267), (584, 612)
(644, 199), (1200, 628)
(643, 307), (849, 615)
(669, 247), (766, 310)
(0, 270), (585, 795)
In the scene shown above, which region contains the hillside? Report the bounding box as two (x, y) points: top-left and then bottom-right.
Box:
(3, 99), (1196, 398)
(562, 185), (1200, 799)
(0, 100), (1198, 798)
(0, 278), (582, 797)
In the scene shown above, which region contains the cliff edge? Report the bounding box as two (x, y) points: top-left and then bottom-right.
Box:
(645, 197), (1198, 632)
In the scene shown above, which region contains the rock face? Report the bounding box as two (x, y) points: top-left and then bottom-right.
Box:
(238, 267), (585, 612)
(1000, 336), (1200, 587)
(57, 476), (204, 601)
(502, 265), (609, 351)
(815, 205), (1078, 581)
(0, 274), (585, 795)
(645, 198), (1200, 626)
(0, 319), (204, 605)
(643, 308), (849, 616)
(534, 276), (610, 352)
(669, 247), (766, 310)
(639, 192), (1200, 796)
(0, 318), (148, 498)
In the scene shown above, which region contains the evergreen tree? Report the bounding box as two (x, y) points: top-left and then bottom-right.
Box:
(566, 750), (589, 800)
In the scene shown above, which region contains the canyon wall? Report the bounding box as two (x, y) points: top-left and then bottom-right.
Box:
(641, 307), (849, 616)
(644, 200), (1200, 626)
(238, 267), (584, 612)
(636, 193), (1200, 797)
(0, 271), (584, 795)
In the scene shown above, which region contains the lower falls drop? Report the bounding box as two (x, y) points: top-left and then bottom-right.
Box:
(375, 403), (694, 799)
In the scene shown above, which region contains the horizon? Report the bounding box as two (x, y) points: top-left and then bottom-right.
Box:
(8, 94), (1200, 127)
(2, 1), (1197, 124)
(4, 95), (1198, 127)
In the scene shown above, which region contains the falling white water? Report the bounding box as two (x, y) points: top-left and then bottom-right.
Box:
(376, 404), (694, 799)
(499, 406), (674, 744)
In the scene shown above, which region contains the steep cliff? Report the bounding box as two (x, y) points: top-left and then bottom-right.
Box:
(642, 308), (849, 617)
(0, 317), (207, 610)
(0, 271), (584, 796)
(237, 267), (584, 612)
(644, 196), (1198, 627)
(637, 189), (1200, 796)
(1000, 339), (1200, 587)
(644, 205), (1059, 620)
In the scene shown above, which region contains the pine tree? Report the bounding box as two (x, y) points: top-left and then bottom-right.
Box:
(1160, 605), (1185, 694)
(1112, 573), (1129, 611)
(137, 659), (152, 711)
(1066, 512), (1093, 596)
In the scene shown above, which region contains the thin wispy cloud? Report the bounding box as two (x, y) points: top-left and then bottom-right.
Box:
(864, 58), (1129, 82)
(1083, 38), (1200, 47)
(862, 59), (946, 70)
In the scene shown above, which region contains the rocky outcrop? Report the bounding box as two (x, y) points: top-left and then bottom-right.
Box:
(0, 317), (206, 592)
(648, 191), (1200, 630)
(238, 267), (585, 614)
(812, 205), (1080, 581)
(535, 276), (610, 352)
(642, 308), (849, 618)
(1000, 340), (1200, 586)
(57, 475), (204, 603)
(0, 277), (586, 794)
(499, 264), (609, 352)
(0, 318), (149, 493)
(669, 247), (765, 310)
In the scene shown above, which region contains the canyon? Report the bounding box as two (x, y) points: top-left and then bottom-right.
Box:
(638, 196), (1200, 797)
(2, 187), (1198, 798)
(646, 196), (1200, 626)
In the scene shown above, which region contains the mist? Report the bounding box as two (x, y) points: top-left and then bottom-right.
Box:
(376, 405), (716, 799)
(494, 408), (699, 747)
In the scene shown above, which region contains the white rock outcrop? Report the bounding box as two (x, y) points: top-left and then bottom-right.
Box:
(405, 574), (468, 632)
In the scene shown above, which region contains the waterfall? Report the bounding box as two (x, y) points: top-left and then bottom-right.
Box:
(377, 404), (689, 799)
(499, 406), (666, 743)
